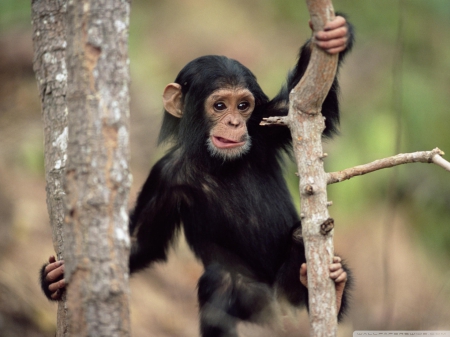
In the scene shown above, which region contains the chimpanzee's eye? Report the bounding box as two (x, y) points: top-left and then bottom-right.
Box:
(214, 102), (227, 111)
(237, 101), (250, 111)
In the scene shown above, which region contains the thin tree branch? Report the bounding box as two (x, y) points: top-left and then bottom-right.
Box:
(432, 153), (450, 172)
(327, 148), (449, 185)
(260, 116), (289, 126)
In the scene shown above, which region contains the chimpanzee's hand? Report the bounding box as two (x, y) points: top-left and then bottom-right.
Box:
(40, 255), (66, 301)
(299, 256), (348, 313)
(309, 15), (350, 54)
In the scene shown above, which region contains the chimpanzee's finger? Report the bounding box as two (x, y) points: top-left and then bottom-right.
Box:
(45, 261), (64, 282)
(300, 263), (308, 288)
(315, 27), (347, 42)
(330, 267), (347, 283)
(335, 271), (347, 284)
(50, 288), (64, 301)
(332, 256), (342, 263)
(329, 262), (342, 273)
(324, 15), (346, 31)
(48, 278), (66, 293)
(316, 37), (347, 53)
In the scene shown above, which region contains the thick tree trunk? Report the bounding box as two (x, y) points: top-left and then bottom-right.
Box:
(31, 1), (69, 335)
(62, 0), (132, 336)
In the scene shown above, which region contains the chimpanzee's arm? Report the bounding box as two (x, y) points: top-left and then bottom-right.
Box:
(39, 153), (180, 301)
(264, 14), (354, 143)
(128, 153), (181, 274)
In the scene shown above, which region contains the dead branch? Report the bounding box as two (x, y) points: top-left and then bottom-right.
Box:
(260, 116), (289, 126)
(327, 148), (450, 185)
(432, 152), (450, 172)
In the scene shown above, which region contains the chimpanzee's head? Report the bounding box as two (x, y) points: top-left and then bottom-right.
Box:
(159, 55), (269, 161)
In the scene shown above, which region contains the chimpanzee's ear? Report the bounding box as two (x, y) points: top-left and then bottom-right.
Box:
(163, 83), (183, 118)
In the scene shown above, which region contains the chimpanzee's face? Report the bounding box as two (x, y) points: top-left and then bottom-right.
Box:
(204, 87), (255, 160)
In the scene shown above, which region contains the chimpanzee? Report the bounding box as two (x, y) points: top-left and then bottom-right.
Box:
(41, 15), (354, 336)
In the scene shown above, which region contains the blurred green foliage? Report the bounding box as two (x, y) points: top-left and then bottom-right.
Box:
(1, 0), (449, 259)
(0, 0), (30, 30)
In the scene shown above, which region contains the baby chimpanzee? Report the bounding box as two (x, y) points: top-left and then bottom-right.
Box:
(41, 14), (354, 337)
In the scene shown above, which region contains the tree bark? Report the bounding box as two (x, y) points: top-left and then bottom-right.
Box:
(63, 0), (132, 336)
(31, 1), (69, 335)
(288, 1), (339, 336)
(261, 0), (340, 334)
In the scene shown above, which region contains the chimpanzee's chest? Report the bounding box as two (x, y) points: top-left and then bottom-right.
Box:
(179, 165), (299, 275)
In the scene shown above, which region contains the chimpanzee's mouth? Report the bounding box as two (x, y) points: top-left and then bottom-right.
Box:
(211, 136), (246, 149)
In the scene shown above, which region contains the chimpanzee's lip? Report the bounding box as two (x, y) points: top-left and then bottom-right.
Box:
(212, 136), (246, 149)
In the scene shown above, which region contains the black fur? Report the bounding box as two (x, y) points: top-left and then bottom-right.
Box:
(41, 19), (354, 336)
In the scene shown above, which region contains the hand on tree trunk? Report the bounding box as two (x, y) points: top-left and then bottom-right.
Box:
(300, 256), (347, 314)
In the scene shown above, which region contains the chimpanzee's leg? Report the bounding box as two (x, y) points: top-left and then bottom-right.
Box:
(197, 264), (275, 337)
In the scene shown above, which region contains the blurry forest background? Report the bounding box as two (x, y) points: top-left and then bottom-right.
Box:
(1, 0), (450, 336)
